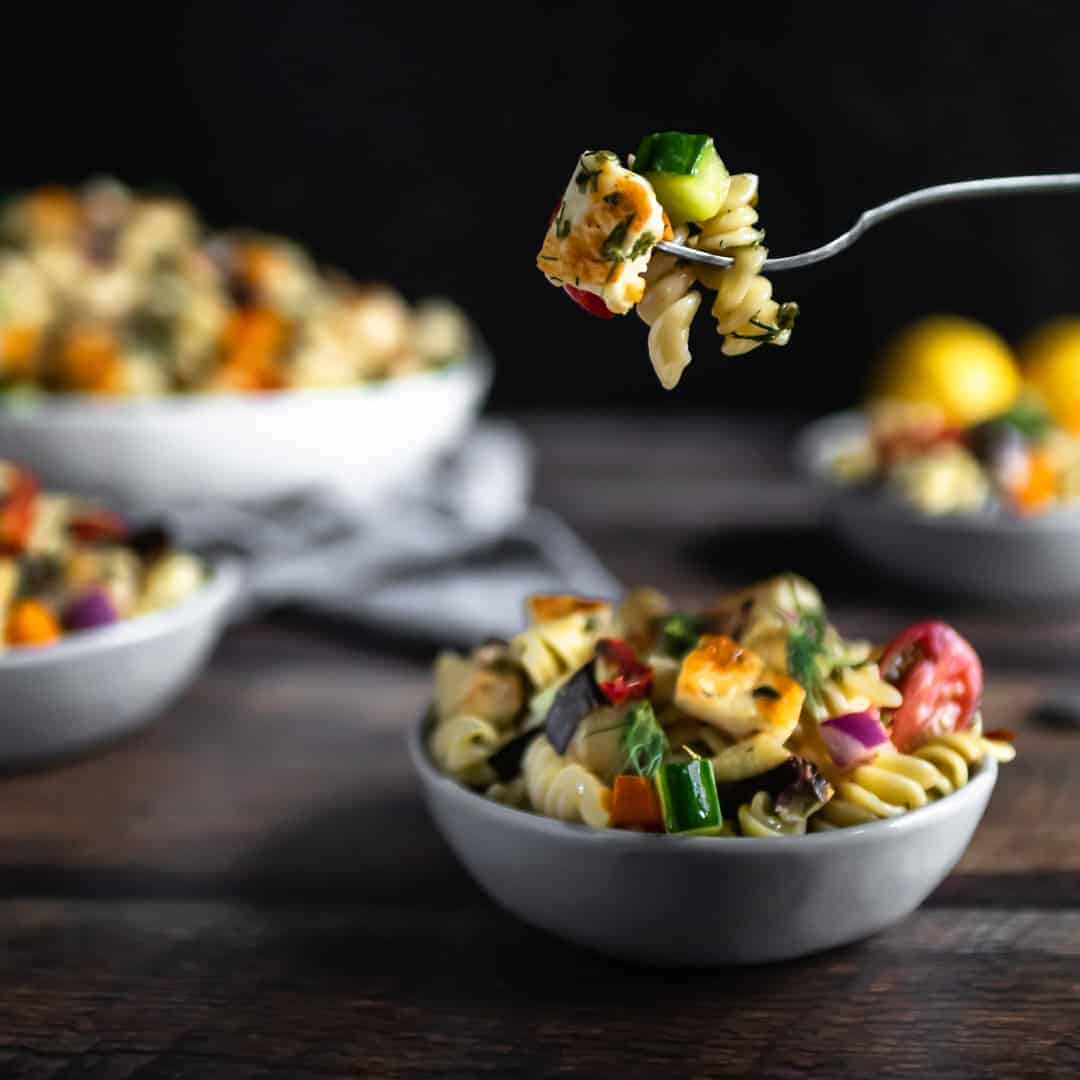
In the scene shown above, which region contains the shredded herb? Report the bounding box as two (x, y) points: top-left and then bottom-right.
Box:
(555, 202), (571, 239)
(604, 192), (621, 205)
(538, 255), (559, 261)
(786, 607), (829, 703)
(600, 215), (635, 261)
(998, 399), (1052, 440)
(629, 230), (656, 259)
(753, 685), (782, 700)
(623, 700), (668, 778)
(659, 614), (701, 659)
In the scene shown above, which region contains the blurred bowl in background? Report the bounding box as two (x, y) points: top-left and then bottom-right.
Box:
(0, 558), (241, 767)
(798, 411), (1080, 603)
(0, 350), (490, 507)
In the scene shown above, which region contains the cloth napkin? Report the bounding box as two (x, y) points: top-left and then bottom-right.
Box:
(144, 422), (621, 646)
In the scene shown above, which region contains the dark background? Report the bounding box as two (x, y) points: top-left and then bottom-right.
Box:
(4, 2), (1078, 410)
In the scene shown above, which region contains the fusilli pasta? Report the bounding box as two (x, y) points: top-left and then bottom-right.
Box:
(637, 225), (702, 390)
(430, 714), (501, 786)
(523, 736), (612, 828)
(738, 791), (806, 837)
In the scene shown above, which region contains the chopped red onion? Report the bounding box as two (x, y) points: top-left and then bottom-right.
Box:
(820, 710), (890, 770)
(64, 588), (119, 631)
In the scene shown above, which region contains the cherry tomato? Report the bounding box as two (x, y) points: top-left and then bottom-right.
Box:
(595, 637), (653, 705)
(0, 466), (39, 553)
(879, 621), (982, 751)
(563, 284), (615, 319)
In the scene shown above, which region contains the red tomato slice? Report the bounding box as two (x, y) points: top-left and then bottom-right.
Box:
(879, 621), (982, 751)
(0, 466), (39, 553)
(563, 284), (615, 320)
(595, 637), (653, 705)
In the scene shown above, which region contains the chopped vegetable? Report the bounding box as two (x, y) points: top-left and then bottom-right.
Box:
(562, 284), (615, 320)
(983, 727), (1016, 743)
(68, 508), (128, 544)
(0, 466), (38, 553)
(487, 730), (541, 783)
(711, 756), (804, 810)
(610, 774), (663, 831)
(544, 661), (604, 753)
(1010, 448), (1057, 515)
(622, 699), (668, 778)
(658, 613), (702, 659)
(656, 757), (725, 836)
(595, 637), (653, 705)
(6, 598), (61, 645)
(819, 710), (890, 770)
(64, 587), (119, 631)
(634, 132), (730, 225)
(786, 607), (830, 703)
(880, 620), (983, 751)
(774, 759), (834, 823)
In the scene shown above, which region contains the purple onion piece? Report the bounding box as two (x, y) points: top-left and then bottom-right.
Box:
(820, 709), (890, 770)
(64, 588), (120, 632)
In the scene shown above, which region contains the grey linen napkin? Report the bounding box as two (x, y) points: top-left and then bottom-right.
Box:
(140, 422), (621, 645)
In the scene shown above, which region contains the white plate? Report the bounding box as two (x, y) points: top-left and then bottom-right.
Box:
(0, 560), (241, 767)
(0, 351), (490, 507)
(797, 411), (1080, 603)
(410, 714), (997, 966)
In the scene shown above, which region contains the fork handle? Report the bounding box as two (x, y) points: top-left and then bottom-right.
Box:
(656, 173), (1080, 271)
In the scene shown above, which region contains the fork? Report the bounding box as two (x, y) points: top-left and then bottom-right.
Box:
(655, 174), (1080, 271)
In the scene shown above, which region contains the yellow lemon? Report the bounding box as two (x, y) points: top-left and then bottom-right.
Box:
(873, 316), (1021, 427)
(1019, 317), (1080, 433)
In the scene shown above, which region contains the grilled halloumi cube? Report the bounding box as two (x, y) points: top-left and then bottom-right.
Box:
(512, 595), (613, 689)
(537, 151), (670, 315)
(675, 634), (805, 742)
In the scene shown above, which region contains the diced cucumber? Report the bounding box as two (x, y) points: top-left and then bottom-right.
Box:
(635, 133), (730, 225)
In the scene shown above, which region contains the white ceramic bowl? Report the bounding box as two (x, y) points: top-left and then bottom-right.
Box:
(798, 411), (1080, 603)
(0, 560), (241, 767)
(0, 352), (490, 507)
(409, 716), (997, 966)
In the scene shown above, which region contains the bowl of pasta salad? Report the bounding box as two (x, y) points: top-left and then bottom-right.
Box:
(0, 460), (239, 764)
(0, 180), (489, 505)
(412, 575), (1014, 965)
(800, 316), (1080, 600)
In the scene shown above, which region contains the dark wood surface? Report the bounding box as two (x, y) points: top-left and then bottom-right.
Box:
(1, 412), (1078, 1079)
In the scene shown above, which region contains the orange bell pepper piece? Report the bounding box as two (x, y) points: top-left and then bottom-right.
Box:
(6, 599), (61, 646)
(0, 466), (39, 553)
(610, 774), (663, 832)
(1011, 449), (1057, 515)
(0, 325), (41, 379)
(217, 308), (287, 391)
(60, 328), (122, 393)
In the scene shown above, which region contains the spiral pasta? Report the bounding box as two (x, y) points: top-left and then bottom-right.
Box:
(523, 736), (612, 828)
(430, 714), (501, 786)
(809, 661), (904, 724)
(637, 226), (702, 390)
(738, 791), (807, 837)
(693, 174), (797, 358)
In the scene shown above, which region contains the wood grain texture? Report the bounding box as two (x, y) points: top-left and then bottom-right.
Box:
(0, 412), (1077, 1077)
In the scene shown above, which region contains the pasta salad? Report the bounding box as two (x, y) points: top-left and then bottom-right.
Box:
(0, 180), (471, 396)
(536, 133), (798, 389)
(0, 461), (205, 651)
(428, 575), (1014, 836)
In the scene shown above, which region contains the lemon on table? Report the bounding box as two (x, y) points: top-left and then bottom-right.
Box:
(1019, 318), (1080, 433)
(872, 316), (1022, 427)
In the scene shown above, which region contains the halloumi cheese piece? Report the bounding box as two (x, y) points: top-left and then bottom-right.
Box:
(675, 634), (805, 742)
(537, 151), (669, 315)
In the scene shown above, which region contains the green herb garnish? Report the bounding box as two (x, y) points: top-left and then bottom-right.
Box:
(629, 230), (656, 259)
(600, 215), (635, 261)
(554, 203), (571, 239)
(604, 192), (621, 205)
(997, 399), (1052, 440)
(752, 685), (782, 700)
(659, 614), (702, 659)
(786, 607), (829, 703)
(623, 700), (668, 778)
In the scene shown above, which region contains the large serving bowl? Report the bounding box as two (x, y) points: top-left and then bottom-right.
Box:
(797, 411), (1080, 603)
(409, 714), (997, 966)
(0, 559), (241, 767)
(0, 351), (490, 507)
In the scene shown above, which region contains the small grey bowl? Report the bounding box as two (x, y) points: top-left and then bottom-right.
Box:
(797, 411), (1080, 603)
(0, 560), (241, 768)
(409, 717), (997, 966)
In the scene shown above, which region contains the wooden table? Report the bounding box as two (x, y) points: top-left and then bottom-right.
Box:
(1, 413), (1078, 1078)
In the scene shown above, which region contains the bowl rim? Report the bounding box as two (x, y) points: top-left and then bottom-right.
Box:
(797, 409), (1080, 534)
(0, 557), (243, 670)
(408, 711), (999, 853)
(0, 347), (491, 423)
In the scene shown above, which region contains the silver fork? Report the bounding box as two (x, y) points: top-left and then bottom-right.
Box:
(655, 174), (1080, 271)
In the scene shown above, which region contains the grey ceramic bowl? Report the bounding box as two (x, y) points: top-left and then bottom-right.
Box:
(0, 560), (241, 767)
(798, 411), (1080, 603)
(409, 717), (998, 966)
